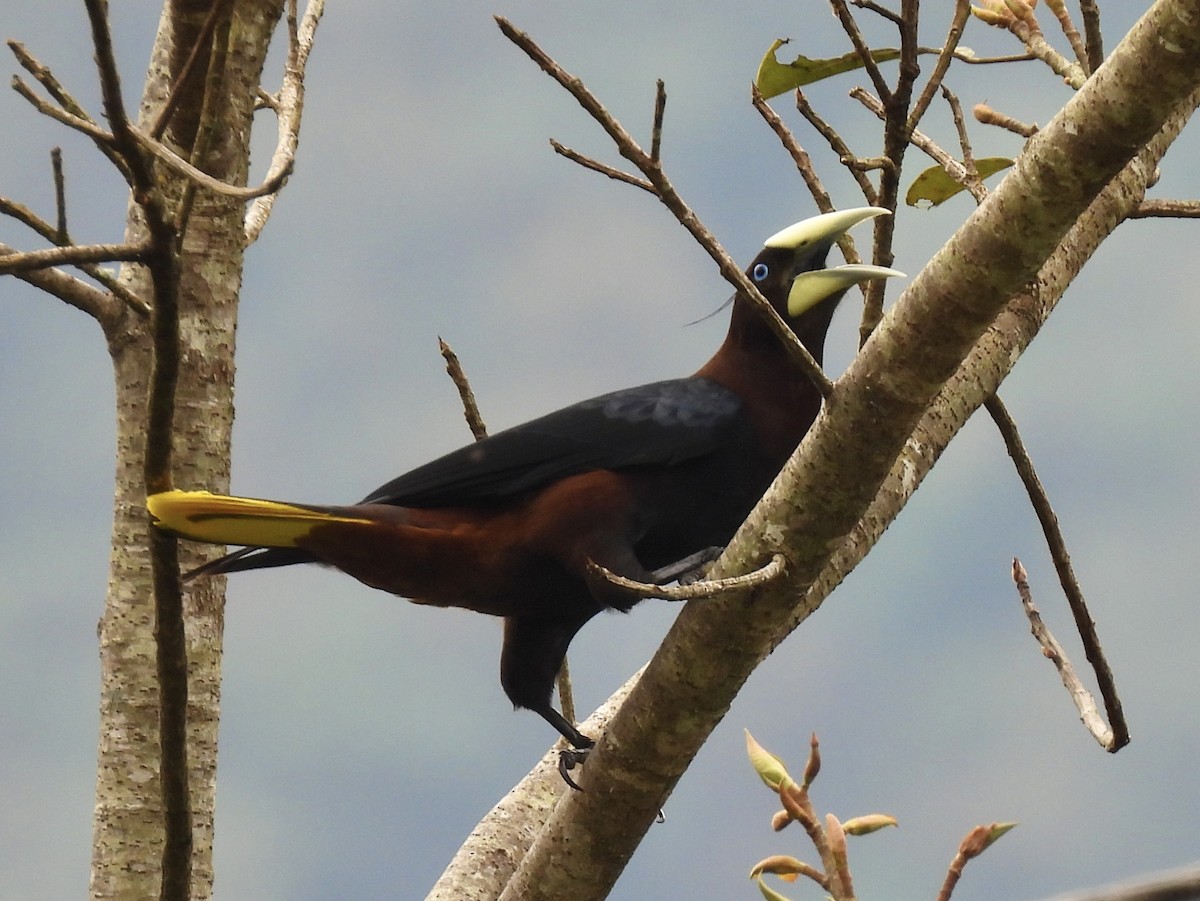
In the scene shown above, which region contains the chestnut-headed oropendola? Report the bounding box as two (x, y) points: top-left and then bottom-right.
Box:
(148, 208), (902, 778)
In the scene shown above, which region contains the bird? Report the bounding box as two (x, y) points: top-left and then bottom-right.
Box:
(148, 207), (902, 776)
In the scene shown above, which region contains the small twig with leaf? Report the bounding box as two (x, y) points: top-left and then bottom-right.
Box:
(746, 731), (1014, 901)
(745, 731), (897, 901)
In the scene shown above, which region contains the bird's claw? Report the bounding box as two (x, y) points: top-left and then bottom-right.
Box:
(558, 746), (591, 790)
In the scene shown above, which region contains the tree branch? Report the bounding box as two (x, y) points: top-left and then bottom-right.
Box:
(496, 15), (834, 398)
(244, 0), (325, 242)
(1011, 559), (1117, 749)
(486, 5), (1200, 896)
(988, 396), (1128, 750)
(1, 242), (121, 323)
(0, 242), (150, 274)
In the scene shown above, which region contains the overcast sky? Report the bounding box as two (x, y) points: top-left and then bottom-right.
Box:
(2, 3), (1198, 900)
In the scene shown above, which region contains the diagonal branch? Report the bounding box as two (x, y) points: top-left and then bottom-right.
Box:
(1, 243), (120, 323)
(486, 5), (1200, 897)
(1011, 559), (1118, 749)
(244, 0), (326, 243)
(988, 396), (1128, 750)
(497, 15), (834, 398)
(129, 125), (293, 199)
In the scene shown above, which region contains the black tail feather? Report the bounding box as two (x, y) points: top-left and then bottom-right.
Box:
(185, 546), (317, 581)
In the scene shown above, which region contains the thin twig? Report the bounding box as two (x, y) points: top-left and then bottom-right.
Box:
(751, 87), (833, 214)
(129, 125), (293, 200)
(1045, 0), (1090, 74)
(0, 242), (150, 274)
(853, 87), (987, 203)
(650, 79), (666, 163)
(829, 0), (892, 101)
(150, 0), (228, 139)
(794, 90), (877, 205)
(497, 15), (833, 397)
(438, 338), (488, 440)
(987, 395), (1129, 751)
(11, 77), (117, 145)
(0, 196), (152, 316)
(50, 148), (67, 243)
(1127, 199), (1200, 218)
(908, 0), (972, 133)
(974, 102), (1039, 138)
(851, 0), (903, 26)
(942, 86), (977, 177)
(245, 0), (326, 243)
(549, 140), (654, 192)
(0, 243), (120, 322)
(1011, 559), (1115, 748)
(920, 47), (1037, 65)
(1079, 0), (1104, 74)
(587, 555), (786, 602)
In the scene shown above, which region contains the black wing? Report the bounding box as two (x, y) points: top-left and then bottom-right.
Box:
(360, 376), (745, 507)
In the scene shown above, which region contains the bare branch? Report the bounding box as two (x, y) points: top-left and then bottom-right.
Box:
(794, 90), (877, 204)
(1011, 559), (1116, 749)
(244, 0), (326, 243)
(438, 337), (488, 441)
(129, 125), (293, 200)
(974, 102), (1039, 137)
(1080, 0), (1104, 73)
(851, 0), (903, 26)
(650, 79), (666, 163)
(11, 75), (117, 146)
(1045, 0), (1091, 73)
(942, 86), (977, 177)
(549, 139), (654, 192)
(149, 0), (228, 140)
(0, 242), (150, 274)
(752, 87), (833, 211)
(496, 15), (833, 397)
(1127, 198), (1200, 218)
(924, 47), (1037, 65)
(908, 1), (972, 132)
(587, 554), (786, 602)
(853, 88), (987, 203)
(987, 396), (1129, 751)
(50, 148), (67, 243)
(829, 0), (892, 101)
(0, 194), (151, 316)
(1, 242), (121, 322)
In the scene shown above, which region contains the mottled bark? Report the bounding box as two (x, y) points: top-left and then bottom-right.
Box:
(90, 3), (284, 899)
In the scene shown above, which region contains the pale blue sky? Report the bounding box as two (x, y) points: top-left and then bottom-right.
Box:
(3, 3), (1198, 899)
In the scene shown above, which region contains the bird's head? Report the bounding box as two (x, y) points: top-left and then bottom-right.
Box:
(745, 207), (904, 328)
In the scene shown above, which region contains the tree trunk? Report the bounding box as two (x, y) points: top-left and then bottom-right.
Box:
(89, 3), (284, 898)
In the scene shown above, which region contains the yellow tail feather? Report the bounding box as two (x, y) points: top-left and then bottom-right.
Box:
(147, 489), (371, 547)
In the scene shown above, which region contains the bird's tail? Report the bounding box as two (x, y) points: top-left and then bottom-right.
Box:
(147, 489), (378, 579)
(147, 489), (373, 547)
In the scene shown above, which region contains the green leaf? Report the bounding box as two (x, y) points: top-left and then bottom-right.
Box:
(755, 38), (901, 99)
(904, 157), (1013, 208)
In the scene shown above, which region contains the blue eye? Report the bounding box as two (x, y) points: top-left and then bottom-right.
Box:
(752, 262), (769, 281)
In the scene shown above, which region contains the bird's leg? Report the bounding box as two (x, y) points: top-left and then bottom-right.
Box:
(649, 545), (724, 587)
(539, 703), (595, 791)
(501, 615), (599, 789)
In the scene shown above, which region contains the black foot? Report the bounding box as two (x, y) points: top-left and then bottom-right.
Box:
(558, 747), (591, 791)
(650, 546), (724, 587)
